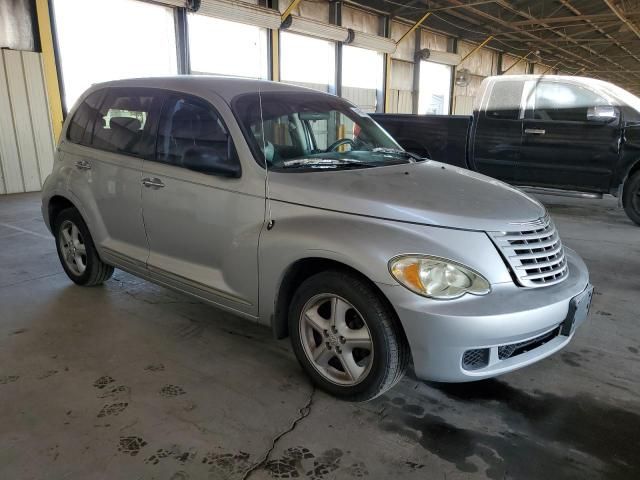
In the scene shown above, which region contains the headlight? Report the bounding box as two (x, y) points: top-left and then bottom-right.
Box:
(389, 255), (490, 300)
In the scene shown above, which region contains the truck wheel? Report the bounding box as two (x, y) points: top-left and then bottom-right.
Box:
(623, 172), (640, 226)
(289, 270), (409, 402)
(54, 208), (114, 286)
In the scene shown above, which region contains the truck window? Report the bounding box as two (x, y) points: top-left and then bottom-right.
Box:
(532, 82), (608, 122)
(485, 81), (524, 120)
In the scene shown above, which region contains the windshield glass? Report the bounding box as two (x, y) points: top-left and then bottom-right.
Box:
(232, 90), (416, 171)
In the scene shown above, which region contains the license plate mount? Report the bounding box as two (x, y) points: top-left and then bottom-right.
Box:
(561, 285), (594, 336)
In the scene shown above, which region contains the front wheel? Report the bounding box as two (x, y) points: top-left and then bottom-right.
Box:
(54, 208), (114, 286)
(289, 271), (409, 401)
(623, 172), (640, 226)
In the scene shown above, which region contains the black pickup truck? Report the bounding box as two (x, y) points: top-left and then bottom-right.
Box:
(372, 75), (640, 225)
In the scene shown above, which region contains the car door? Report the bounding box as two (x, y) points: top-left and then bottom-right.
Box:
(520, 80), (620, 192)
(141, 93), (263, 317)
(470, 79), (524, 183)
(64, 87), (160, 267)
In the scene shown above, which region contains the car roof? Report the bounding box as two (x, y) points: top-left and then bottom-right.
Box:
(89, 75), (323, 102)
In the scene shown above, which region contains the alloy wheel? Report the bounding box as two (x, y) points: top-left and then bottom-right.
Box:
(59, 219), (87, 276)
(299, 294), (374, 386)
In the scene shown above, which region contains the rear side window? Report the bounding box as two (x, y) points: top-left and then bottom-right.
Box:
(156, 96), (232, 166)
(92, 89), (162, 157)
(485, 81), (524, 120)
(67, 91), (104, 145)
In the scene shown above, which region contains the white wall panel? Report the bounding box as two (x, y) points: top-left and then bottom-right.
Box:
(0, 50), (55, 194)
(23, 52), (55, 183)
(503, 53), (528, 75)
(420, 30), (448, 52)
(458, 41), (496, 77)
(390, 21), (415, 62)
(4, 50), (41, 191)
(0, 53), (23, 194)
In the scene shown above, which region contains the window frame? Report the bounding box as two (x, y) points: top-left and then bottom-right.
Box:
(152, 92), (241, 176)
(66, 88), (107, 147)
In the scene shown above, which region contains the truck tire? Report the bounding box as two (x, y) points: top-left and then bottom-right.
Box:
(54, 208), (114, 286)
(289, 270), (409, 402)
(623, 172), (640, 226)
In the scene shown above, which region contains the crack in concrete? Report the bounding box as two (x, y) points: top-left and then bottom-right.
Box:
(241, 385), (316, 480)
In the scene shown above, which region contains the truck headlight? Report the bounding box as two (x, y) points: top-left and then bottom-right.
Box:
(389, 255), (490, 300)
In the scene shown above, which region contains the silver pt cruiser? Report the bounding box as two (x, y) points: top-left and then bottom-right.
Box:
(42, 77), (593, 401)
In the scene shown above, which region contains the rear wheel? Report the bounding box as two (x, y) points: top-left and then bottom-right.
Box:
(623, 172), (640, 226)
(289, 270), (408, 401)
(54, 208), (114, 286)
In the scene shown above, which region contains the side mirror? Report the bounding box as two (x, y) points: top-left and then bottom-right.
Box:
(587, 105), (619, 124)
(181, 143), (241, 178)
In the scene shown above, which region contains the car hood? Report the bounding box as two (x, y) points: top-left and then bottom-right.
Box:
(268, 160), (546, 232)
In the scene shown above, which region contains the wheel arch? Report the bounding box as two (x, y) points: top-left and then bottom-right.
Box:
(271, 257), (409, 351)
(47, 195), (79, 230)
(621, 158), (640, 204)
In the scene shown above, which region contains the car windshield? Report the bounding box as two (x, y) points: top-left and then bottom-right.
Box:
(232, 90), (419, 171)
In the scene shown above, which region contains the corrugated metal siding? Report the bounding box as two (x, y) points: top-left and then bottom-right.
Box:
(342, 86), (377, 112)
(503, 54), (529, 75)
(0, 50), (55, 194)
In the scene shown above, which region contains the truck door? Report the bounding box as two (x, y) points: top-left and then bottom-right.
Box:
(520, 80), (619, 192)
(470, 79), (524, 184)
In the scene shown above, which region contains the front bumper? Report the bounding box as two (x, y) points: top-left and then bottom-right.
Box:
(378, 247), (591, 382)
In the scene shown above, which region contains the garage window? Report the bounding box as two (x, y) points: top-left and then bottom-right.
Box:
(188, 15), (268, 79)
(280, 32), (336, 93)
(341, 45), (383, 112)
(52, 0), (177, 110)
(418, 61), (452, 115)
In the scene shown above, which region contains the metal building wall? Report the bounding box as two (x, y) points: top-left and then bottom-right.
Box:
(0, 49), (55, 194)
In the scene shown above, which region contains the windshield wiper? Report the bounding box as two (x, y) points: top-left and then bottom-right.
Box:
(371, 147), (423, 162)
(280, 158), (378, 169)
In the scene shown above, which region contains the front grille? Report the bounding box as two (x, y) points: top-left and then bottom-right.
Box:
(498, 326), (562, 360)
(489, 214), (568, 288)
(462, 348), (489, 370)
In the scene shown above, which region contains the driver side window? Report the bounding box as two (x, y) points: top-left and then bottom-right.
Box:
(532, 82), (609, 122)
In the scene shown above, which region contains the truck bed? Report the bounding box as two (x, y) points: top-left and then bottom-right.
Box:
(370, 113), (471, 168)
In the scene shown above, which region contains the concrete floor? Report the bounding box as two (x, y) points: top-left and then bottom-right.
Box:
(1, 192), (639, 480)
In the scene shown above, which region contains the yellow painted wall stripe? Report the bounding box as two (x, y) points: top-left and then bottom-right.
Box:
(35, 0), (64, 143)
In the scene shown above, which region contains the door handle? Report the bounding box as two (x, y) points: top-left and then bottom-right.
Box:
(75, 159), (91, 170)
(524, 128), (546, 135)
(142, 177), (165, 189)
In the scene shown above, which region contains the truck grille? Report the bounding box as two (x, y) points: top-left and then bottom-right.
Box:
(489, 215), (568, 288)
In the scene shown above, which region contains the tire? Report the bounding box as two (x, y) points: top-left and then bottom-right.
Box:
(289, 270), (409, 402)
(53, 208), (114, 286)
(623, 172), (640, 226)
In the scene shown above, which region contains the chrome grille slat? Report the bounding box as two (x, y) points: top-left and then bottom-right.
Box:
(515, 257), (565, 270)
(500, 231), (557, 242)
(521, 262), (568, 280)
(509, 244), (563, 260)
(489, 215), (569, 288)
